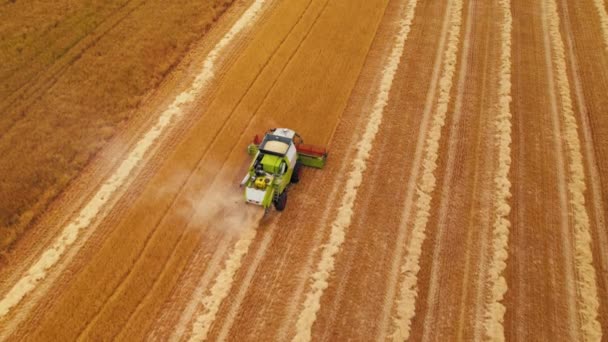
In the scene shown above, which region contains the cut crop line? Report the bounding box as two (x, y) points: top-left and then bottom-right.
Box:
(481, 0), (513, 340)
(187, 226), (258, 341)
(469, 22), (495, 342)
(461, 6), (496, 341)
(376, 0), (453, 338)
(420, 0), (474, 338)
(541, 0), (580, 338)
(545, 0), (602, 339)
(593, 0), (608, 51)
(170, 236), (233, 341)
(560, 0), (608, 291)
(389, 0), (463, 339)
(273, 139), (356, 340)
(291, 1), (420, 340)
(215, 221), (278, 342)
(0, 0), (268, 320)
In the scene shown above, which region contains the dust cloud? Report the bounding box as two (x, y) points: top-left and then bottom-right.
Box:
(153, 164), (262, 237)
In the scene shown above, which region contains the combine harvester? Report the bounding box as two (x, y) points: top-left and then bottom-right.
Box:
(240, 128), (327, 212)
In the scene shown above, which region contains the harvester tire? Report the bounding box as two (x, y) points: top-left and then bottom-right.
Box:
(275, 192), (287, 211)
(291, 162), (301, 184)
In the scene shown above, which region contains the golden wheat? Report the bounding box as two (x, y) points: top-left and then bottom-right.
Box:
(0, 0), (234, 253)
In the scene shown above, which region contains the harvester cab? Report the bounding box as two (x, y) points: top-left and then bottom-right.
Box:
(240, 128), (327, 212)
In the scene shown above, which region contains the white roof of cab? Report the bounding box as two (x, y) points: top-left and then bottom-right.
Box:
(272, 128), (296, 139)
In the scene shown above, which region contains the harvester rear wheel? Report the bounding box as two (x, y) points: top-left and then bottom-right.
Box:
(275, 191), (287, 211)
(291, 162), (301, 184)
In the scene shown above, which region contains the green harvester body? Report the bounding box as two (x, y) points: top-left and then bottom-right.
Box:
(240, 128), (327, 212)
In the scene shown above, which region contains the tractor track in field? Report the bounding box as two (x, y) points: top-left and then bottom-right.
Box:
(504, 0), (604, 339)
(213, 217), (281, 341)
(237, 160), (351, 340)
(420, 0), (480, 338)
(559, 0), (608, 315)
(268, 100), (373, 340)
(375, 0), (456, 338)
(406, 0), (512, 340)
(541, 1), (580, 336)
(544, 0), (600, 338)
(310, 56), (409, 339)
(388, 0), (464, 338)
(507, 2), (576, 339)
(300, 0), (457, 339)
(383, 0), (452, 329)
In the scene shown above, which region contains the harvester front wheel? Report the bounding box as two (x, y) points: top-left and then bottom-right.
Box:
(275, 191), (287, 211)
(291, 162), (301, 184)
